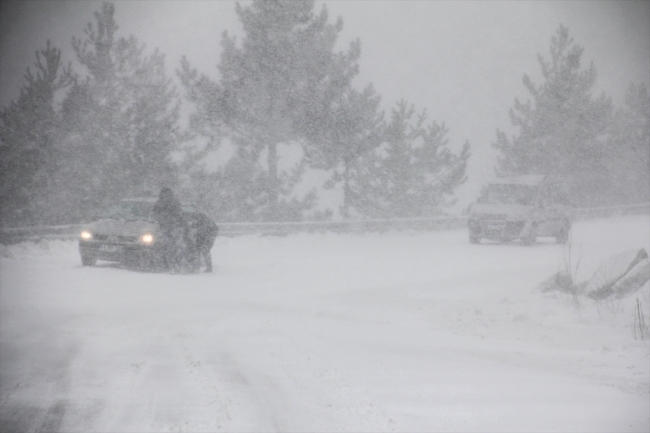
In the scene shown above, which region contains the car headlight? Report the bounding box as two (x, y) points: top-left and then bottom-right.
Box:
(80, 230), (93, 240)
(140, 233), (154, 244)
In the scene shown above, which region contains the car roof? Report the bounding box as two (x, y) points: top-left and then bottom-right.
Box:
(490, 175), (547, 186)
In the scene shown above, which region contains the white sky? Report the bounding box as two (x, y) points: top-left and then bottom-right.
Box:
(1, 0), (649, 205)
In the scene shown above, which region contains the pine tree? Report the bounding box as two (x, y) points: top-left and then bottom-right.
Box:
(55, 2), (180, 222)
(179, 0), (360, 221)
(493, 25), (612, 206)
(605, 83), (650, 204)
(188, 145), (268, 222)
(352, 100), (470, 218)
(185, 136), (315, 222)
(305, 84), (384, 219)
(0, 41), (72, 226)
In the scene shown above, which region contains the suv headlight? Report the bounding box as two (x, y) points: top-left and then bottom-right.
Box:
(140, 233), (154, 244)
(80, 230), (93, 240)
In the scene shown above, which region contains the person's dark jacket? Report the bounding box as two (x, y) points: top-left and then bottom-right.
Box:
(188, 212), (218, 251)
(153, 189), (185, 230)
(198, 213), (218, 248)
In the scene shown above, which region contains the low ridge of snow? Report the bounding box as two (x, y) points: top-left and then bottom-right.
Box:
(1, 215), (649, 432)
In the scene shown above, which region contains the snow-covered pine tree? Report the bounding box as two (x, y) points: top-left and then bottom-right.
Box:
(305, 84), (384, 219)
(605, 83), (650, 204)
(493, 25), (612, 206)
(351, 100), (470, 219)
(55, 3), (180, 222)
(0, 41), (72, 226)
(186, 135), (316, 223)
(179, 0), (360, 221)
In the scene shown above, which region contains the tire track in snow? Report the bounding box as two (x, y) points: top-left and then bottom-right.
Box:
(178, 343), (287, 431)
(93, 334), (290, 431)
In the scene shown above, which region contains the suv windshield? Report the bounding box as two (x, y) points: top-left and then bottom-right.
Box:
(478, 184), (537, 206)
(104, 201), (155, 222)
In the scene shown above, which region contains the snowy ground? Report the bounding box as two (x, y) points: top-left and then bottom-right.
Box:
(1, 215), (649, 432)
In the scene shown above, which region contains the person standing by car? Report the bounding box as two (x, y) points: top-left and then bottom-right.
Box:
(194, 212), (218, 272)
(184, 211), (218, 273)
(153, 187), (187, 272)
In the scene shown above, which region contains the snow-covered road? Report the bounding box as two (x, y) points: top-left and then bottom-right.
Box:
(1, 216), (649, 432)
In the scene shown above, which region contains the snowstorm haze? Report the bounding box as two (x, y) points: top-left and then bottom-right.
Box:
(1, 3), (650, 430)
(0, 0), (648, 215)
(3, 2), (648, 102)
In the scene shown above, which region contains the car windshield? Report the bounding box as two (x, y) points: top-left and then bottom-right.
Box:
(478, 184), (537, 206)
(104, 201), (155, 222)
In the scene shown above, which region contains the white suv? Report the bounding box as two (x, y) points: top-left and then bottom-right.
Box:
(468, 175), (572, 245)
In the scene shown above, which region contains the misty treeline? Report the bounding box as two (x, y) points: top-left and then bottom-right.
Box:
(0, 1), (470, 226)
(494, 25), (649, 207)
(1, 4), (647, 228)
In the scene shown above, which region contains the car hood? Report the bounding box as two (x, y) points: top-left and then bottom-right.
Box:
(470, 203), (532, 219)
(89, 218), (158, 236)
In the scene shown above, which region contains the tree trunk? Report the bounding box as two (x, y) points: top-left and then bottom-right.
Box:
(267, 142), (279, 221)
(342, 160), (350, 220)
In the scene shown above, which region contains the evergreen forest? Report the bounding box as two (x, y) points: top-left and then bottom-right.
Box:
(1, 2), (647, 227)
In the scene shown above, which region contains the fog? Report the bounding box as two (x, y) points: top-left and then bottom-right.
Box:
(1, 1), (648, 206)
(1, 3), (649, 430)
